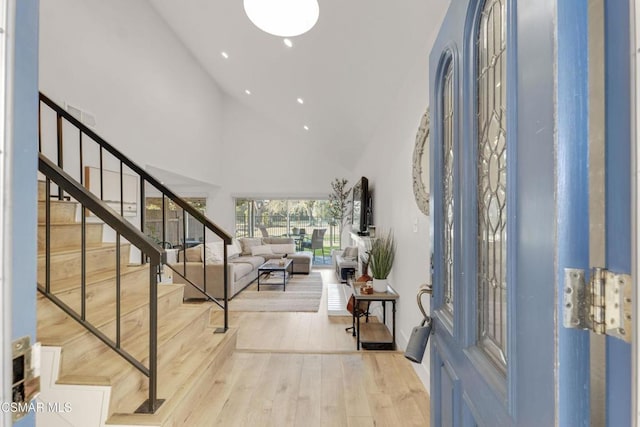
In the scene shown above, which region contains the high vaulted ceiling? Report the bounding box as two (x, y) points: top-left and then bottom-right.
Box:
(147, 0), (449, 160)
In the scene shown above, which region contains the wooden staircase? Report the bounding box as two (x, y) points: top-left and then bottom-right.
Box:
(36, 182), (237, 426)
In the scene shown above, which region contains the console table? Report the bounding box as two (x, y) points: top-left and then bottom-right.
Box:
(351, 283), (399, 350)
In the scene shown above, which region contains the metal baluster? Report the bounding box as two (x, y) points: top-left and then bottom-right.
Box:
(162, 195), (166, 245)
(148, 260), (159, 412)
(79, 131), (84, 186)
(99, 146), (104, 200)
(56, 112), (64, 200)
(223, 244), (228, 331)
(140, 177), (146, 264)
(116, 233), (121, 348)
(203, 223), (206, 294)
(45, 178), (51, 294)
(38, 101), (42, 153)
(81, 201), (86, 321)
(182, 208), (186, 248)
(120, 161), (124, 216)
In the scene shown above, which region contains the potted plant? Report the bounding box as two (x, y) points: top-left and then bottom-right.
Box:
(368, 229), (396, 292)
(328, 178), (351, 248)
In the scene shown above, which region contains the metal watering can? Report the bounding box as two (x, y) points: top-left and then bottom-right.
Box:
(404, 284), (432, 364)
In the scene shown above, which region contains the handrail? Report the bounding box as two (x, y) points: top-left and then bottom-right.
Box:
(39, 92), (231, 244)
(39, 92), (231, 331)
(38, 154), (163, 413)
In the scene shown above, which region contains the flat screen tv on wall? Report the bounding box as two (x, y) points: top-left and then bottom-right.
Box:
(351, 177), (370, 235)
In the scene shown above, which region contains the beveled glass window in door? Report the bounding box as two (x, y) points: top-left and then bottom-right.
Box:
(477, 0), (507, 372)
(442, 61), (455, 315)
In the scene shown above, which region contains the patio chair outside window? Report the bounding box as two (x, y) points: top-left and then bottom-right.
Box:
(302, 228), (327, 260)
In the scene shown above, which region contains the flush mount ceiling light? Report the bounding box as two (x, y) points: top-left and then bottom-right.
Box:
(244, 0), (319, 37)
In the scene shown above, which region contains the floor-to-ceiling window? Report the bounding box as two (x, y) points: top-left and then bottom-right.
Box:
(235, 198), (338, 260)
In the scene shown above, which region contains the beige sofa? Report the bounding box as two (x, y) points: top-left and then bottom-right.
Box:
(169, 237), (313, 300)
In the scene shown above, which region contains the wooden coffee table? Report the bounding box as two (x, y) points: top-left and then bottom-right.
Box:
(257, 259), (293, 291)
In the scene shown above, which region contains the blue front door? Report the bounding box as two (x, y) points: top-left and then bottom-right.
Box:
(430, 0), (558, 425)
(430, 1), (634, 425)
(603, 1), (632, 425)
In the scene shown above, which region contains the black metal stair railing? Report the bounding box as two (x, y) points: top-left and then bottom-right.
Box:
(38, 92), (232, 332)
(38, 154), (164, 413)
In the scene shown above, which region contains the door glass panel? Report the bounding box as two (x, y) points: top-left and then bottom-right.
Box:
(477, 0), (507, 372)
(443, 61), (455, 315)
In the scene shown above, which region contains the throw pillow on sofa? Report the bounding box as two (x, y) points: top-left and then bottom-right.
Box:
(239, 237), (263, 255)
(263, 237), (295, 245)
(269, 243), (296, 255)
(343, 246), (358, 260)
(184, 244), (203, 262)
(202, 242), (224, 264)
(227, 238), (242, 259)
(251, 245), (274, 256)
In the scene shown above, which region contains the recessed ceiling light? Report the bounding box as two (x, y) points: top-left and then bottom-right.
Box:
(303, 125), (309, 131)
(297, 98), (304, 105)
(245, 89), (252, 95)
(283, 38), (293, 48)
(221, 51), (229, 59)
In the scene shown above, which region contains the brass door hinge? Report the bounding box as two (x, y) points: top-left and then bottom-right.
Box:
(563, 268), (632, 343)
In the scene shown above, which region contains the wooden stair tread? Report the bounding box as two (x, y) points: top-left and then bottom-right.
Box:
(64, 304), (212, 378)
(37, 200), (78, 211)
(106, 327), (238, 426)
(38, 222), (103, 227)
(38, 263), (146, 293)
(38, 199), (78, 205)
(56, 374), (111, 387)
(37, 282), (184, 345)
(37, 242), (122, 258)
(38, 199), (78, 224)
(37, 222), (103, 253)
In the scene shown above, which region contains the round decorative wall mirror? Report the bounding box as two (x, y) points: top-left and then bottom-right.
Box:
(412, 108), (430, 215)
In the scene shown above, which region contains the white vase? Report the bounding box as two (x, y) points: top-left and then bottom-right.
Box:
(372, 278), (387, 293)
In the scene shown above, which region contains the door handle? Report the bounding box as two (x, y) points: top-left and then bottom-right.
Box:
(417, 284), (433, 321)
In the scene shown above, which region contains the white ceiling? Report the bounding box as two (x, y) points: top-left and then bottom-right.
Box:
(146, 0), (449, 159)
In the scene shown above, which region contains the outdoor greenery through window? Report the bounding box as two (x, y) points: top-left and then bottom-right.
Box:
(235, 199), (340, 251)
(145, 197), (207, 247)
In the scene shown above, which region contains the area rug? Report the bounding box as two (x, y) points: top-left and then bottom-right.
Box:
(229, 271), (323, 312)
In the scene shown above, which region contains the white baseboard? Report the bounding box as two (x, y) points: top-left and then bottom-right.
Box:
(398, 330), (430, 394)
(411, 359), (431, 395)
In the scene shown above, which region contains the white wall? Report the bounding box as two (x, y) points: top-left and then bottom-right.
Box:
(39, 0), (351, 236)
(39, 0), (225, 187)
(352, 14), (447, 391)
(210, 96), (352, 232)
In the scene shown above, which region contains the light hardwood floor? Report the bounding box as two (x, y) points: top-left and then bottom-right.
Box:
(202, 269), (431, 426)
